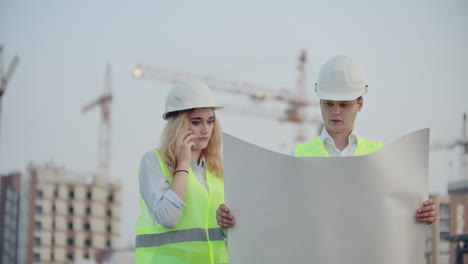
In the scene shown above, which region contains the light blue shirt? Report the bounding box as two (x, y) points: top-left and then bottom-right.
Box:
(139, 150), (208, 229)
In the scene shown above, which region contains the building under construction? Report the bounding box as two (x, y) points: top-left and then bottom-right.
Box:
(426, 190), (468, 264)
(0, 172), (21, 264)
(425, 113), (468, 264)
(15, 163), (122, 264)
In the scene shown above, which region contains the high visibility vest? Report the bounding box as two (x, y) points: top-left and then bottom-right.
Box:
(134, 150), (228, 264)
(294, 137), (382, 157)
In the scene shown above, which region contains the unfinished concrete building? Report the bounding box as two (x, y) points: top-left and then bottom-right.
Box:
(18, 163), (121, 264)
(0, 172), (21, 264)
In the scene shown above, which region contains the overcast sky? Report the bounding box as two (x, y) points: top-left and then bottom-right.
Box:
(1, 0), (467, 245)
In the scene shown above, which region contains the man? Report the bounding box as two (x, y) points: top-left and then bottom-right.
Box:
(217, 55), (437, 228)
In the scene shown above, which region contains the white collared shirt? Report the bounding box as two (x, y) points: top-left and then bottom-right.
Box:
(320, 127), (359, 157)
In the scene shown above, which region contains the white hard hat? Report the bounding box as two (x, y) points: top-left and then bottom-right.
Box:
(162, 80), (223, 120)
(315, 55), (368, 101)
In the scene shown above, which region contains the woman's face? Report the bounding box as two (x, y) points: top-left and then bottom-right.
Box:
(187, 108), (215, 151)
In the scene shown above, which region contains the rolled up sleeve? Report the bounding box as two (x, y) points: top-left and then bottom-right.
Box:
(139, 151), (186, 229)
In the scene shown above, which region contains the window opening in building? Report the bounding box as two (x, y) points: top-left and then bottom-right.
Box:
(35, 237), (41, 246)
(85, 239), (92, 246)
(34, 253), (40, 262)
(36, 205), (43, 214)
(35, 221), (42, 230)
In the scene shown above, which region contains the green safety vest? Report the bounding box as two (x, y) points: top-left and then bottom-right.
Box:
(134, 150), (228, 264)
(294, 136), (382, 157)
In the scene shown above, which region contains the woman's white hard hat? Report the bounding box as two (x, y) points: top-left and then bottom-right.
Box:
(163, 80), (223, 120)
(315, 55), (368, 101)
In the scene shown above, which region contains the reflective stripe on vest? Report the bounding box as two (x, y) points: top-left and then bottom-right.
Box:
(136, 227), (224, 248)
(294, 136), (382, 157)
(134, 150), (227, 264)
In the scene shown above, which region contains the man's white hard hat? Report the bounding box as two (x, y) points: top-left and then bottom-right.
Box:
(163, 80), (223, 120)
(315, 55), (368, 101)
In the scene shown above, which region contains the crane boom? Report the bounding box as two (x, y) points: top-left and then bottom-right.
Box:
(81, 94), (113, 113)
(132, 63), (318, 107)
(132, 51), (321, 145)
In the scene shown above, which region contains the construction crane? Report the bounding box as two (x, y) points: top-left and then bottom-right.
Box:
(132, 50), (321, 143)
(431, 112), (468, 179)
(0, 44), (20, 140)
(82, 64), (112, 178)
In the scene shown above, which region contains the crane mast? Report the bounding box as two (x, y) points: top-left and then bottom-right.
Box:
(82, 64), (112, 178)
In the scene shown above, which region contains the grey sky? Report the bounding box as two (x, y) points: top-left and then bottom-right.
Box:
(1, 0), (467, 245)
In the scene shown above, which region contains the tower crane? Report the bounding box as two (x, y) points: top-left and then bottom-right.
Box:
(0, 44), (20, 140)
(132, 50), (321, 143)
(82, 64), (112, 178)
(431, 112), (468, 179)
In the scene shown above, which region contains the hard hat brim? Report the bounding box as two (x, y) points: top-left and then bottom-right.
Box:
(315, 91), (366, 101)
(315, 84), (368, 101)
(162, 105), (224, 120)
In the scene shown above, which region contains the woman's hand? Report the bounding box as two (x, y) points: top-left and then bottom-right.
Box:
(217, 204), (236, 228)
(174, 130), (196, 169)
(416, 199), (437, 224)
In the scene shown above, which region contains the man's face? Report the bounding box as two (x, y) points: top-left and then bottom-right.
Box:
(320, 97), (363, 135)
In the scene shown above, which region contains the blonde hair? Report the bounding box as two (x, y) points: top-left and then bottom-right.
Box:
(160, 109), (224, 179)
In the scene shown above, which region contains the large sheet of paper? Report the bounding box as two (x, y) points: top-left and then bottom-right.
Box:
(224, 129), (429, 264)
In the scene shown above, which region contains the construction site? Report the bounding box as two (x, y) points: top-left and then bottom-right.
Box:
(1, 1), (467, 263)
(1, 41), (468, 263)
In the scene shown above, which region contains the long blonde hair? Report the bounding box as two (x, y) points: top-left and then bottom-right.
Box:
(160, 109), (224, 179)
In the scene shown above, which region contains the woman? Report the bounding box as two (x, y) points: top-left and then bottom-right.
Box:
(134, 80), (228, 264)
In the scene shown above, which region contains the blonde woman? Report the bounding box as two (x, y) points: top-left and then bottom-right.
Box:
(135, 80), (227, 264)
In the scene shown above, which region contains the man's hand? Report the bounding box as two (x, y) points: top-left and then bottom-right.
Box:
(416, 199), (437, 224)
(217, 204), (236, 228)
